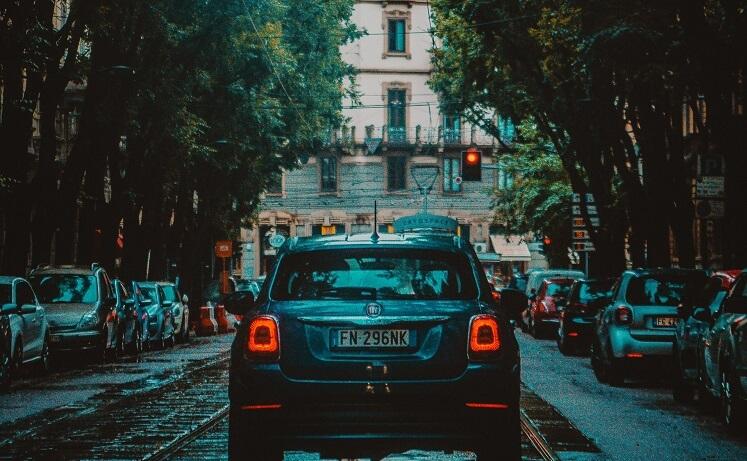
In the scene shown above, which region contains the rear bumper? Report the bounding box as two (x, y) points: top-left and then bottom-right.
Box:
(49, 330), (100, 351)
(609, 326), (674, 358)
(229, 361), (520, 439)
(560, 316), (594, 338)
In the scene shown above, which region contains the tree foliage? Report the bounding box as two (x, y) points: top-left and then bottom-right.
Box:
(430, 0), (747, 274)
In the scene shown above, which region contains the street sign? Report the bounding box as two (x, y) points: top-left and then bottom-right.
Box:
(214, 240), (232, 258)
(572, 205), (598, 215)
(573, 216), (600, 228)
(695, 199), (725, 219)
(269, 233), (286, 248)
(572, 192), (597, 252)
(696, 176), (725, 199)
(573, 229), (590, 240)
(572, 193), (595, 204)
(573, 241), (596, 252)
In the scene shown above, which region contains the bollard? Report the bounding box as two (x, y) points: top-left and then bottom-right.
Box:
(215, 305), (229, 334)
(197, 305), (218, 336)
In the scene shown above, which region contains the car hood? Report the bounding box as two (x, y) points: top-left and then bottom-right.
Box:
(41, 303), (95, 327)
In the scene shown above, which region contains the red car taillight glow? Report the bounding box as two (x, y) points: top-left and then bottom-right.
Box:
(246, 316), (280, 359)
(469, 315), (500, 354)
(615, 306), (633, 325)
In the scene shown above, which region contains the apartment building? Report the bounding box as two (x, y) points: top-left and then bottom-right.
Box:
(241, 0), (528, 277)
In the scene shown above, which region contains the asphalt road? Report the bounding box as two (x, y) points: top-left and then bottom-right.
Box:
(516, 330), (747, 460)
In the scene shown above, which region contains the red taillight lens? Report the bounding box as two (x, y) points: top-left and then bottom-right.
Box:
(469, 315), (500, 354)
(491, 290), (501, 303)
(247, 316), (279, 359)
(615, 306), (632, 325)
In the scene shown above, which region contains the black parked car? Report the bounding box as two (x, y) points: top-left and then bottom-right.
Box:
(557, 279), (613, 355)
(226, 226), (523, 460)
(29, 264), (118, 363)
(112, 279), (144, 355)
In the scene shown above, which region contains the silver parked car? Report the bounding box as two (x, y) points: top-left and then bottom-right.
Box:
(0, 277), (51, 376)
(591, 268), (707, 386)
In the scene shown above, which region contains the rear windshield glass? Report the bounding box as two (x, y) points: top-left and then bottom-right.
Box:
(0, 284), (10, 303)
(626, 274), (704, 307)
(578, 281), (613, 303)
(272, 249), (478, 301)
(31, 275), (98, 304)
(546, 283), (571, 297)
(137, 285), (157, 303)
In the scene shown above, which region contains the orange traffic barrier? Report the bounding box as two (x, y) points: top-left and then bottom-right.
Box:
(215, 305), (229, 333)
(197, 305), (218, 336)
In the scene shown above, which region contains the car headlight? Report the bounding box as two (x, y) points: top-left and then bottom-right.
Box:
(78, 312), (99, 329)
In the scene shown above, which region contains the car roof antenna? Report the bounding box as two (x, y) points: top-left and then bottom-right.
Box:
(371, 200), (380, 243)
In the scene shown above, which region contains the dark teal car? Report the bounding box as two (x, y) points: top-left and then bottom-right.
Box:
(226, 229), (522, 460)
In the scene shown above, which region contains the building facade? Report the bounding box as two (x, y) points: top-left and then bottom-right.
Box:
(243, 0), (527, 278)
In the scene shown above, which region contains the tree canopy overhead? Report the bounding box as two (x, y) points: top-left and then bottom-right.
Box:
(430, 0), (747, 273)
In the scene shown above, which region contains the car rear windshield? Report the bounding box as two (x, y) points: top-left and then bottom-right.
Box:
(578, 281), (613, 303)
(546, 282), (572, 297)
(136, 285), (157, 303)
(271, 249), (478, 301)
(626, 274), (704, 307)
(0, 284), (10, 303)
(30, 274), (98, 304)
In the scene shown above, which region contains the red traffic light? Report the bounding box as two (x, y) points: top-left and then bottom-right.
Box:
(461, 147), (482, 181)
(543, 236), (552, 245)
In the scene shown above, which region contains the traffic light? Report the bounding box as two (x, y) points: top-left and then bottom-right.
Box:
(542, 235), (552, 254)
(461, 147), (482, 181)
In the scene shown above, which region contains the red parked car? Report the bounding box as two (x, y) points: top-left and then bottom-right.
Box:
(526, 278), (575, 338)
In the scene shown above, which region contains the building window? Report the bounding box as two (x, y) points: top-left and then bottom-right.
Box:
(387, 89), (406, 143)
(267, 172), (283, 195)
(351, 223), (371, 234)
(496, 162), (514, 190)
(387, 156), (407, 191)
(443, 114), (461, 144)
(312, 224), (345, 236)
(320, 156), (337, 192)
(295, 225), (306, 237)
(378, 224), (395, 234)
(388, 19), (406, 53)
(443, 157), (462, 193)
(458, 224), (471, 242)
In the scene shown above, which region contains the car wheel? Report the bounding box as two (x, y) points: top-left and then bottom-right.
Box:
(590, 339), (607, 383)
(558, 333), (573, 356)
(672, 349), (694, 403)
(127, 326), (142, 355)
(91, 330), (108, 364)
(1, 340), (11, 392)
(11, 341), (23, 378)
(697, 379), (717, 414)
(605, 345), (625, 386)
(530, 317), (540, 338)
(36, 335), (51, 375)
(721, 367), (744, 430)
(228, 405), (282, 460)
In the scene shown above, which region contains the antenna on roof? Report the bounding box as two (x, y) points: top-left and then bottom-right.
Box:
(371, 200), (380, 243)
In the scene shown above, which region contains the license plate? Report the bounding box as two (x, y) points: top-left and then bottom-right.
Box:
(50, 335), (61, 343)
(654, 316), (677, 327)
(336, 329), (410, 348)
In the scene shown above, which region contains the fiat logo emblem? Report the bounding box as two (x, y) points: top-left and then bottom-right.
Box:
(365, 303), (382, 318)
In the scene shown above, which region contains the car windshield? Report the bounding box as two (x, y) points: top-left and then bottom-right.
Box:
(31, 275), (98, 304)
(137, 285), (157, 303)
(0, 284), (10, 304)
(272, 249), (478, 301)
(626, 274), (704, 307)
(546, 283), (571, 297)
(578, 281), (613, 304)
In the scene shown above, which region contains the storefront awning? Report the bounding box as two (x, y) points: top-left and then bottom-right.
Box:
(489, 235), (531, 262)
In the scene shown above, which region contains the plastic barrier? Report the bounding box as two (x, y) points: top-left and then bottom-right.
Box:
(215, 305), (230, 333)
(197, 306), (218, 336)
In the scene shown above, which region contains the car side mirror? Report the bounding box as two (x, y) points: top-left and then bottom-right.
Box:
(223, 290), (255, 315)
(691, 307), (712, 324)
(182, 294), (189, 304)
(1, 303), (18, 314)
(499, 288), (528, 322)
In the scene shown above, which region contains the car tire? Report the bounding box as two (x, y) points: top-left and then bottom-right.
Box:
(530, 317), (540, 339)
(558, 333), (573, 356)
(605, 350), (625, 387)
(1, 338), (11, 392)
(590, 339), (607, 383)
(697, 379), (717, 414)
(228, 405), (282, 460)
(127, 326), (143, 355)
(672, 350), (694, 403)
(720, 366), (745, 430)
(36, 335), (51, 375)
(11, 341), (23, 378)
(91, 330), (108, 364)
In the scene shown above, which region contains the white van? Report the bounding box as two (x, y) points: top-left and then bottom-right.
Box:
(525, 269), (585, 299)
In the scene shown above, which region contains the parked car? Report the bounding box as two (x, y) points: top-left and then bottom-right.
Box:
(525, 269), (584, 300)
(225, 232), (522, 460)
(0, 301), (10, 391)
(1, 276), (51, 376)
(671, 271), (737, 402)
(557, 279), (614, 355)
(29, 264), (118, 363)
(134, 281), (176, 348)
(158, 282), (190, 343)
(524, 278), (575, 338)
(590, 268), (707, 386)
(112, 279), (144, 355)
(235, 279), (261, 298)
(696, 269), (747, 429)
(507, 273), (528, 292)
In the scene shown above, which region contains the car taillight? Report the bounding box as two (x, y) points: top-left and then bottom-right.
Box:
(246, 316), (280, 360)
(469, 315), (500, 356)
(615, 306), (632, 325)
